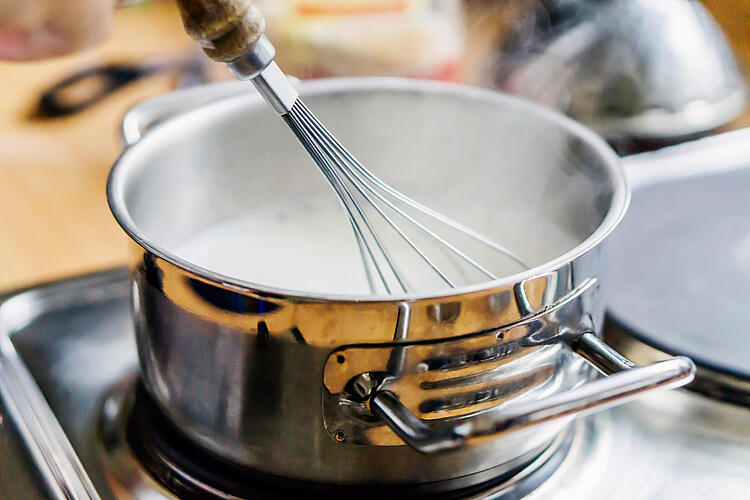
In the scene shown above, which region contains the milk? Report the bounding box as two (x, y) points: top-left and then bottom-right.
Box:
(176, 196), (374, 295)
(175, 194), (582, 296)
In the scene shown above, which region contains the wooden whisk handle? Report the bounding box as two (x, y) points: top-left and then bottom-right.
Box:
(175, 0), (266, 62)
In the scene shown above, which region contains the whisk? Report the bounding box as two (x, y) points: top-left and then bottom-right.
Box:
(177, 0), (529, 294)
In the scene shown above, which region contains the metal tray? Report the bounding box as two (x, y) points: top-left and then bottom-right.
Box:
(0, 269), (134, 500)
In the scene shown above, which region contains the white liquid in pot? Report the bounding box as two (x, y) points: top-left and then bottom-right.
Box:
(175, 195), (581, 296)
(177, 196), (372, 295)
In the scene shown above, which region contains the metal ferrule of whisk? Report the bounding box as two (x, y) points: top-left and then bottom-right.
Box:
(227, 35), (299, 115)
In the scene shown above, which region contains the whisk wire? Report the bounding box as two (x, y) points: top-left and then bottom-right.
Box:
(302, 104), (530, 271)
(283, 99), (531, 294)
(297, 103), (500, 282)
(286, 115), (391, 292)
(293, 104), (458, 288)
(283, 111), (390, 293)
(285, 109), (410, 293)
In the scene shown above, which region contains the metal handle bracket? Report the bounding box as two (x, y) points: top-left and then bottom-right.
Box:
(370, 333), (695, 454)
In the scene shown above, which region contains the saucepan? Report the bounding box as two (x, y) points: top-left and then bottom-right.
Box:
(108, 78), (696, 488)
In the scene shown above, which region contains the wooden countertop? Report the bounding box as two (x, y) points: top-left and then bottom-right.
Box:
(0, 1), (196, 291)
(0, 0), (747, 291)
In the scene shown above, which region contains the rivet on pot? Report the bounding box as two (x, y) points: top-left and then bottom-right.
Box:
(496, 331), (504, 341)
(334, 429), (347, 442)
(336, 354), (346, 364)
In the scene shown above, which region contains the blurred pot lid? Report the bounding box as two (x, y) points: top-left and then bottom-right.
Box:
(493, 0), (747, 140)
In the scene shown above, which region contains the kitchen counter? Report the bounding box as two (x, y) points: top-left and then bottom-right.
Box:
(0, 1), (196, 291)
(0, 0), (747, 291)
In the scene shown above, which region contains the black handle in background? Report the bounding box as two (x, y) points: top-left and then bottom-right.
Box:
(33, 64), (158, 118)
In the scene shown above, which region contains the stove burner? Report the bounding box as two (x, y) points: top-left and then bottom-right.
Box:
(98, 380), (576, 499)
(606, 167), (750, 406)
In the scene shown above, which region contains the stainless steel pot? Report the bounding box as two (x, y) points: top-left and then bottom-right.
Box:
(107, 78), (694, 487)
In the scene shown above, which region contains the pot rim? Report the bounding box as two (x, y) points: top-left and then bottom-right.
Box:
(107, 77), (630, 303)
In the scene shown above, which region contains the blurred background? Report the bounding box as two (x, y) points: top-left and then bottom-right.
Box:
(0, 0), (747, 291)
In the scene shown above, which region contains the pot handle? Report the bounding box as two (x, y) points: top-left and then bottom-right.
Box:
(370, 333), (695, 454)
(121, 80), (247, 146)
(622, 127), (750, 189)
(120, 76), (302, 146)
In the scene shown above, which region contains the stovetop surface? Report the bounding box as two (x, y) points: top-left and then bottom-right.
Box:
(608, 166), (750, 379)
(2, 269), (750, 499)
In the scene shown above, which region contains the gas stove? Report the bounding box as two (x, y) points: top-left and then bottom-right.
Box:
(2, 164), (750, 499)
